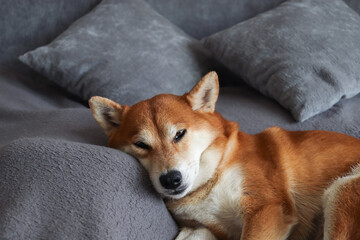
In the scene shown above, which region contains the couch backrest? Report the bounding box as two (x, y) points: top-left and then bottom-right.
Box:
(0, 0), (101, 73)
(0, 0), (287, 73)
(145, 0), (360, 39)
(345, 0), (360, 14)
(1, 0), (359, 73)
(145, 0), (286, 39)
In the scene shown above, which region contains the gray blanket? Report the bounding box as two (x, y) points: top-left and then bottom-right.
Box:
(0, 70), (359, 239)
(0, 138), (178, 240)
(0, 71), (179, 239)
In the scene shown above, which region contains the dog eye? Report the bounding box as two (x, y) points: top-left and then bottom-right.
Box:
(134, 141), (151, 150)
(174, 129), (186, 143)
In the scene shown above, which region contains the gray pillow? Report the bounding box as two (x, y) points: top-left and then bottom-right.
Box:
(202, 0), (360, 121)
(19, 0), (215, 106)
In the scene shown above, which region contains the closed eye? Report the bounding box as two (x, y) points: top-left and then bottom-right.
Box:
(134, 141), (151, 150)
(174, 129), (186, 143)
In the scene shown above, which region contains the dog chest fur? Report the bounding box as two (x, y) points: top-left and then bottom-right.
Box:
(169, 166), (244, 240)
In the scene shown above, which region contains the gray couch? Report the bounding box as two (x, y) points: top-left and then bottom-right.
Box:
(1, 1), (359, 239)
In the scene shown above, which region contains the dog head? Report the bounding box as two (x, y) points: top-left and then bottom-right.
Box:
(89, 72), (222, 199)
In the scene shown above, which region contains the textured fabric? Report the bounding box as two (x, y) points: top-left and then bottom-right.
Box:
(0, 0), (101, 74)
(0, 71), (179, 239)
(0, 70), (102, 148)
(144, 0), (285, 39)
(0, 138), (178, 240)
(19, 0), (218, 106)
(203, 0), (360, 121)
(217, 86), (360, 138)
(344, 0), (360, 14)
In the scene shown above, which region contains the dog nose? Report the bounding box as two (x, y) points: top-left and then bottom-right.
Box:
(159, 170), (182, 190)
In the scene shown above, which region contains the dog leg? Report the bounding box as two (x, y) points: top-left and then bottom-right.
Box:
(175, 227), (217, 240)
(241, 204), (297, 240)
(323, 165), (360, 240)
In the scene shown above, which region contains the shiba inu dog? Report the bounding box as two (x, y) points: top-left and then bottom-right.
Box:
(89, 72), (360, 240)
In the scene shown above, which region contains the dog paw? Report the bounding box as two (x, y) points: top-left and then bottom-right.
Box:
(175, 227), (217, 240)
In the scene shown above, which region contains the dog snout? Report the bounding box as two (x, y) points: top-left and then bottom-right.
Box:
(159, 170), (182, 190)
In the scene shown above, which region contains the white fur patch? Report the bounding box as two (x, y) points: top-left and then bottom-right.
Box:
(175, 227), (217, 240)
(174, 166), (244, 240)
(191, 147), (222, 192)
(137, 129), (155, 146)
(323, 164), (360, 240)
(165, 123), (180, 141)
(155, 128), (217, 199)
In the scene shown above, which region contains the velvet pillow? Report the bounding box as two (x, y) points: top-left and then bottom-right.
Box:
(203, 0), (360, 121)
(20, 0), (215, 106)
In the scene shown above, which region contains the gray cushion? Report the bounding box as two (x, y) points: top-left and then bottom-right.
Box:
(19, 0), (216, 106)
(202, 0), (360, 121)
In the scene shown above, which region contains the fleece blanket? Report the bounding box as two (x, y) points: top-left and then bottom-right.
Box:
(0, 70), (359, 239)
(0, 138), (178, 240)
(0, 71), (178, 240)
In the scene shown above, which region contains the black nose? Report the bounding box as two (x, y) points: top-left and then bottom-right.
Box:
(159, 170), (182, 190)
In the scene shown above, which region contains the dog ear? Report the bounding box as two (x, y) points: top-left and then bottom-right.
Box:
(186, 71), (219, 113)
(89, 96), (129, 136)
